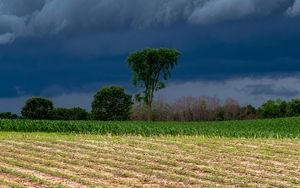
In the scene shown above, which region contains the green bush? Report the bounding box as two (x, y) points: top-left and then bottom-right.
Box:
(216, 107), (225, 121)
(52, 107), (89, 120)
(257, 99), (285, 119)
(92, 86), (132, 121)
(0, 112), (18, 119)
(21, 97), (54, 120)
(239, 105), (256, 120)
(287, 99), (300, 117)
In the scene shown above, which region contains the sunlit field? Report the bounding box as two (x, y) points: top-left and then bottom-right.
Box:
(0, 132), (299, 187)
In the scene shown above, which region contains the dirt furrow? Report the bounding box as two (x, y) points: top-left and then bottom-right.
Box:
(1, 142), (185, 188)
(0, 161), (72, 188)
(28, 140), (292, 187)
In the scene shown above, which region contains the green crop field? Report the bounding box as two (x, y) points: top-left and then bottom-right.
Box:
(0, 133), (299, 187)
(1, 117), (300, 138)
(0, 118), (299, 187)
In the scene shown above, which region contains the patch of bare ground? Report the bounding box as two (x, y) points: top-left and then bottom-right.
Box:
(0, 184), (9, 188)
(0, 142), (6, 147)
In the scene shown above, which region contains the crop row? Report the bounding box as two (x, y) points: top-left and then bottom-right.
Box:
(1, 117), (300, 138)
(0, 134), (299, 187)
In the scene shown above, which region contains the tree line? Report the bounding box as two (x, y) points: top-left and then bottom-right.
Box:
(133, 97), (300, 121)
(16, 86), (132, 121)
(1, 48), (300, 121)
(2, 94), (300, 121)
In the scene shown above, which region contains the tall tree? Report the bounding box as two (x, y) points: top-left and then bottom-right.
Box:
(127, 48), (180, 120)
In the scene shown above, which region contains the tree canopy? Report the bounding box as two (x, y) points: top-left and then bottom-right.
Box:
(127, 48), (180, 120)
(21, 97), (54, 120)
(92, 85), (132, 121)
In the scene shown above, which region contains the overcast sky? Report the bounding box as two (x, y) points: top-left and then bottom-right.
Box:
(1, 0), (300, 113)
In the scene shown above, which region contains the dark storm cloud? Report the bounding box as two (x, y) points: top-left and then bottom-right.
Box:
(1, 0), (300, 44)
(244, 84), (300, 97)
(1, 0), (300, 111)
(287, 0), (300, 16)
(158, 76), (300, 107)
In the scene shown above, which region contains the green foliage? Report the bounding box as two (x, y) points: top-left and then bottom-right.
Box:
(216, 107), (225, 121)
(52, 107), (89, 120)
(127, 48), (180, 120)
(92, 86), (132, 121)
(239, 105), (256, 120)
(278, 100), (287, 116)
(0, 112), (18, 119)
(21, 97), (54, 120)
(0, 117), (299, 138)
(286, 99), (300, 117)
(257, 99), (285, 119)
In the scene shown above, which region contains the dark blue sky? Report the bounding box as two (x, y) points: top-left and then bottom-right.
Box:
(1, 0), (300, 112)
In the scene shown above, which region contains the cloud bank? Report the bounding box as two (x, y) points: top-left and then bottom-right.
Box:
(287, 0), (300, 16)
(0, 0), (299, 44)
(0, 32), (14, 44)
(158, 75), (300, 106)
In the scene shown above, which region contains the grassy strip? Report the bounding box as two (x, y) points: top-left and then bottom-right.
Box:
(0, 165), (68, 188)
(0, 156), (100, 188)
(1, 117), (300, 138)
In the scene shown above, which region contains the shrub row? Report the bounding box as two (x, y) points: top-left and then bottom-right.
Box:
(17, 86), (132, 121)
(132, 97), (300, 121)
(133, 97), (256, 121)
(0, 112), (18, 119)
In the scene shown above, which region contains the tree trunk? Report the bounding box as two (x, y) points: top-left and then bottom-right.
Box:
(147, 102), (152, 121)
